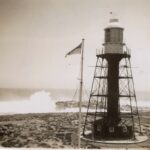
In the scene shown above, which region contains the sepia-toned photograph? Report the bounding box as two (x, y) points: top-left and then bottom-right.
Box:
(0, 0), (149, 149)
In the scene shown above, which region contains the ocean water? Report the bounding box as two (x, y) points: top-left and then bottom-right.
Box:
(0, 88), (149, 114)
(0, 88), (79, 114)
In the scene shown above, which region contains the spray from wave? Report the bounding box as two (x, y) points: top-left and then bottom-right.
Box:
(0, 90), (56, 114)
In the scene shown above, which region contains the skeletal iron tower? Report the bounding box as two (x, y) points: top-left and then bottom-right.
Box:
(83, 18), (141, 140)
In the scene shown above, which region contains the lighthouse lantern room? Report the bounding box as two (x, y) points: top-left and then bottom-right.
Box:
(104, 18), (124, 54)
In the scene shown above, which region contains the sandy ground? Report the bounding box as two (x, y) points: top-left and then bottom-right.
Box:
(0, 112), (149, 148)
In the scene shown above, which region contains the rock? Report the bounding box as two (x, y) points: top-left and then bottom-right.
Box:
(38, 142), (51, 148)
(1, 139), (19, 147)
(65, 132), (72, 142)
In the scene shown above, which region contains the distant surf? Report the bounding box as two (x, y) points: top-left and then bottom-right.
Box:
(0, 88), (149, 115)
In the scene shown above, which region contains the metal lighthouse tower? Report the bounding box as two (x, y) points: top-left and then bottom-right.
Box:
(82, 18), (142, 140)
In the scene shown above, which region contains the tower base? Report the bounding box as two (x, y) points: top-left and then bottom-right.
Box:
(92, 118), (133, 140)
(81, 131), (148, 144)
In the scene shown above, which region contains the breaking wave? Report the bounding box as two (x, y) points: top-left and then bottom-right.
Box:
(0, 90), (56, 114)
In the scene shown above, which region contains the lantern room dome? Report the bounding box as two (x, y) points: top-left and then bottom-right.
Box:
(105, 18), (123, 29)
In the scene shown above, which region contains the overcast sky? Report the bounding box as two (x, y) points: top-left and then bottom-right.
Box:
(0, 0), (150, 91)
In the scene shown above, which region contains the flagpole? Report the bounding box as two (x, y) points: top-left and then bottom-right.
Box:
(78, 38), (84, 148)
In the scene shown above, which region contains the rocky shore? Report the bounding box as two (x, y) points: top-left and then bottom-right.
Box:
(0, 111), (149, 148)
(0, 112), (89, 148)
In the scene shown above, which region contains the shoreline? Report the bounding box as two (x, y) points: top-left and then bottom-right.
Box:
(0, 105), (149, 116)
